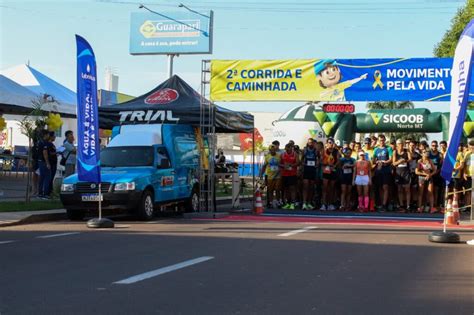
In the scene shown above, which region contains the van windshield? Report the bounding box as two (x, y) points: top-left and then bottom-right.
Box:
(101, 146), (154, 167)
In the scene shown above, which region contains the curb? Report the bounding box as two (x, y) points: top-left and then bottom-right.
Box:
(0, 210), (67, 228)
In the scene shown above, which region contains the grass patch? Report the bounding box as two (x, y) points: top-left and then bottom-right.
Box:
(0, 200), (63, 212)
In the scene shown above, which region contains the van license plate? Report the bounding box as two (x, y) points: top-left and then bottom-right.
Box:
(81, 194), (103, 202)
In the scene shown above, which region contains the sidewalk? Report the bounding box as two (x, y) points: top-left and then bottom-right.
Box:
(0, 209), (66, 227)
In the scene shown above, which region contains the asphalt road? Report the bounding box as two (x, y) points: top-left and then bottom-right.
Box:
(0, 217), (473, 315)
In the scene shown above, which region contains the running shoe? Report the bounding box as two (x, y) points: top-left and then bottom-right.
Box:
(328, 204), (335, 211)
(282, 203), (291, 209)
(319, 204), (327, 211)
(307, 203), (314, 210)
(302, 203), (308, 210)
(289, 203), (295, 210)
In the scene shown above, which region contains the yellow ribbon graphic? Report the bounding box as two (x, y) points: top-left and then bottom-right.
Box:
(372, 70), (384, 89)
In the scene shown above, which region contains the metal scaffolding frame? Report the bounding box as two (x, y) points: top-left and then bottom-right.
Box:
(199, 59), (216, 212)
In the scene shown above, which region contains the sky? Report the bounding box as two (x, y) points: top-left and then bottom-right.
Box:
(0, 0), (467, 114)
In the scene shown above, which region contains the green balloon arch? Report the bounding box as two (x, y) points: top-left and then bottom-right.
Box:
(314, 108), (474, 144)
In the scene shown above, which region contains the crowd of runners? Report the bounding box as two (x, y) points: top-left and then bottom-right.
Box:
(260, 134), (474, 213)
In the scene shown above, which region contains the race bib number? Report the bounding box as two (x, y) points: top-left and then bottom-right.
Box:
(306, 161), (315, 167)
(323, 166), (332, 174)
(343, 168), (352, 174)
(270, 165), (278, 171)
(359, 170), (365, 176)
(286, 165), (293, 170)
(398, 163), (407, 168)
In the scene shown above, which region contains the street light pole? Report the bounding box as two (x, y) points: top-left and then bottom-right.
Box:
(167, 54), (174, 78)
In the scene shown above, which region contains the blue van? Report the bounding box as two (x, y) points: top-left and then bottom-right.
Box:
(60, 124), (200, 220)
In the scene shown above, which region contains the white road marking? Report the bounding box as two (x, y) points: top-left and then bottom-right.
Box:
(114, 256), (214, 285)
(278, 226), (318, 237)
(36, 232), (81, 239)
(0, 240), (16, 245)
(146, 221), (161, 224)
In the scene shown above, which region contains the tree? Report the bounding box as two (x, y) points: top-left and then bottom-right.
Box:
(434, 0), (474, 57)
(18, 96), (56, 202)
(366, 101), (414, 110)
(434, 0), (474, 109)
(366, 101), (428, 141)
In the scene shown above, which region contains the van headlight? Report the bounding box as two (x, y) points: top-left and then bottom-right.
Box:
(114, 182), (136, 191)
(61, 184), (74, 192)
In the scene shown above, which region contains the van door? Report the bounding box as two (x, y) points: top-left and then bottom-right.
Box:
(152, 147), (176, 202)
(173, 137), (200, 199)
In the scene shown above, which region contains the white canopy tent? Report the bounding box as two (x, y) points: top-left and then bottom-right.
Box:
(0, 65), (76, 116)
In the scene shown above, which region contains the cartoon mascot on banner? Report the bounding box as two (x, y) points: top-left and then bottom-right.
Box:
(314, 59), (368, 101)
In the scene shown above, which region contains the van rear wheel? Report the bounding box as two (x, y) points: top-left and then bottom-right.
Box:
(138, 190), (155, 220)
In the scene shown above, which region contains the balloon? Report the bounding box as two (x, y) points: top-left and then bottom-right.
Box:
(46, 113), (63, 131)
(0, 116), (6, 130)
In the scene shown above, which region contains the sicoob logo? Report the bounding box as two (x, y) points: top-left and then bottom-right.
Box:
(145, 88), (179, 104)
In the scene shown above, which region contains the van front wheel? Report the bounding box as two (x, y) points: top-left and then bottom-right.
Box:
(138, 190), (155, 220)
(185, 189), (199, 212)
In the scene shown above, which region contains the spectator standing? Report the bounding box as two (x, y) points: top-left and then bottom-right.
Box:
(429, 141), (444, 209)
(462, 140), (474, 209)
(446, 144), (464, 211)
(37, 130), (51, 199)
(31, 128), (42, 197)
(48, 131), (58, 196)
(63, 130), (76, 178)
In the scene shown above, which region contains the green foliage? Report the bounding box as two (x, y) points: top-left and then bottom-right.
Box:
(366, 101), (414, 110)
(18, 96), (50, 142)
(434, 0), (474, 57)
(0, 200), (63, 212)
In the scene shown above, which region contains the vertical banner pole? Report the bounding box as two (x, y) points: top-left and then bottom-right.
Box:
(76, 34), (113, 228)
(98, 183), (102, 220)
(443, 184), (448, 233)
(433, 18), (474, 243)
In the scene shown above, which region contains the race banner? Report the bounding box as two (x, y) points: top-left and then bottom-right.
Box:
(441, 19), (474, 182)
(76, 35), (101, 183)
(210, 58), (474, 102)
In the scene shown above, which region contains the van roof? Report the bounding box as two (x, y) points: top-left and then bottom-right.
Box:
(109, 124), (162, 147)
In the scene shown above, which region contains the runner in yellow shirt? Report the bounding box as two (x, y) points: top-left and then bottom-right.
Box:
(463, 140), (474, 209)
(260, 145), (281, 208)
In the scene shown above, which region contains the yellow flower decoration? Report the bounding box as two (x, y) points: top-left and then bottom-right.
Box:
(46, 113), (63, 131)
